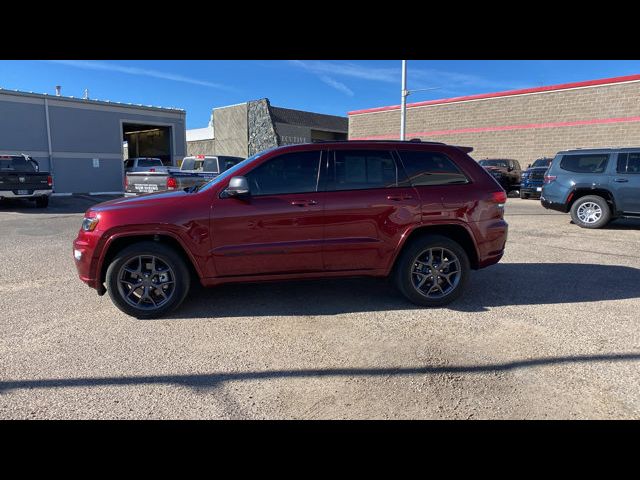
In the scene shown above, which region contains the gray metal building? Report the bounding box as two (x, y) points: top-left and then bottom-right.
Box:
(0, 89), (186, 194)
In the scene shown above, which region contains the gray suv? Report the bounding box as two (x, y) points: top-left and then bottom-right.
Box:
(541, 147), (640, 228)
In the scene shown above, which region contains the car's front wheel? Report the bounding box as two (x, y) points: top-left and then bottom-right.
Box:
(570, 195), (611, 229)
(393, 234), (470, 307)
(106, 241), (191, 319)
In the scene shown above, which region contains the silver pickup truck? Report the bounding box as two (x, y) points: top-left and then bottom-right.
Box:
(124, 155), (244, 195)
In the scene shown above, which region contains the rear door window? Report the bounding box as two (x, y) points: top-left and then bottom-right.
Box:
(397, 150), (469, 186)
(616, 153), (640, 174)
(560, 154), (609, 173)
(328, 150), (404, 191)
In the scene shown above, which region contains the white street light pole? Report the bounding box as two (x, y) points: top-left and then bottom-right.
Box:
(400, 60), (440, 141)
(400, 60), (407, 140)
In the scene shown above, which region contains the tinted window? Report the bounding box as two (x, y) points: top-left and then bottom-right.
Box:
(246, 151), (321, 195)
(219, 157), (242, 172)
(0, 156), (36, 172)
(617, 153), (640, 174)
(138, 158), (162, 168)
(330, 150), (400, 191)
(399, 151), (468, 186)
(560, 154), (609, 173)
(124, 160), (133, 169)
(202, 159), (218, 172)
(531, 158), (552, 168)
(479, 160), (509, 168)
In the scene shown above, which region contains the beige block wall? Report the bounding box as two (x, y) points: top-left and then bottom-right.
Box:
(213, 103), (248, 158)
(349, 81), (640, 164)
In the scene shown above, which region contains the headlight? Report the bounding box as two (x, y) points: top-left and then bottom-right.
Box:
(81, 216), (99, 231)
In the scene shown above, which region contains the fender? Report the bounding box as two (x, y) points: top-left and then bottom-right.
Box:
(383, 220), (481, 275)
(92, 226), (205, 286)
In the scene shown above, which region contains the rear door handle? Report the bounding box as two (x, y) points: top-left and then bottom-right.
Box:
(614, 178), (629, 183)
(291, 200), (318, 207)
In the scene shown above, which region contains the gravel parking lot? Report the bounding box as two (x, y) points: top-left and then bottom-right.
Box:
(1, 195), (639, 419)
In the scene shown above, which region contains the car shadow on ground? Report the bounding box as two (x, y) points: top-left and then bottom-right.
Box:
(0, 195), (120, 214)
(1, 352), (638, 394)
(169, 262), (640, 319)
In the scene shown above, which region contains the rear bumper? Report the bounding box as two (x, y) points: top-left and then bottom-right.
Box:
(540, 196), (569, 213)
(0, 189), (52, 199)
(475, 218), (508, 269)
(520, 186), (543, 197)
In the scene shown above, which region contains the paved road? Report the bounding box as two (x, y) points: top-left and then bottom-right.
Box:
(0, 196), (639, 419)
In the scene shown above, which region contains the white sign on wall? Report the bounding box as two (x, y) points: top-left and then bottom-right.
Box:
(93, 158), (100, 168)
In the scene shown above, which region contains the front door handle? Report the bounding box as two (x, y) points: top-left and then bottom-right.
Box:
(387, 194), (414, 201)
(614, 178), (629, 183)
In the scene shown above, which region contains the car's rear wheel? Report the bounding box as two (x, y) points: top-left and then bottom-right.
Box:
(35, 196), (49, 208)
(520, 191), (530, 199)
(394, 234), (470, 307)
(106, 241), (191, 319)
(570, 195), (611, 229)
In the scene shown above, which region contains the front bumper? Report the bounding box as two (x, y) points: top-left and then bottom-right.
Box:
(0, 189), (52, 199)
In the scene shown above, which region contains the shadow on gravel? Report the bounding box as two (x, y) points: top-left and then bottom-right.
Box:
(1, 353), (638, 393)
(0, 195), (120, 214)
(169, 263), (640, 318)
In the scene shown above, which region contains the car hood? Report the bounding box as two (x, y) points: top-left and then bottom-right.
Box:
(88, 190), (190, 213)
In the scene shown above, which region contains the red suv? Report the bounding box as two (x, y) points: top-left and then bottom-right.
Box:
(73, 141), (508, 318)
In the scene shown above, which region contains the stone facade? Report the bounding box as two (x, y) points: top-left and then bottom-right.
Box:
(348, 76), (640, 164)
(247, 99), (279, 156)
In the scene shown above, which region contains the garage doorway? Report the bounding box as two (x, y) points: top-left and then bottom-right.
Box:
(122, 123), (173, 166)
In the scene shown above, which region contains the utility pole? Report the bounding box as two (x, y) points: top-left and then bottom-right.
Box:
(399, 60), (441, 141)
(400, 60), (407, 140)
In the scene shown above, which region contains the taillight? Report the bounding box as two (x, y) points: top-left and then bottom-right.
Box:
(491, 191), (507, 204)
(124, 175), (128, 188)
(544, 175), (556, 184)
(166, 177), (178, 190)
(47, 175), (53, 187)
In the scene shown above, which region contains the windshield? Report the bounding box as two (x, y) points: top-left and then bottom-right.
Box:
(479, 160), (509, 168)
(198, 148), (277, 193)
(530, 158), (551, 168)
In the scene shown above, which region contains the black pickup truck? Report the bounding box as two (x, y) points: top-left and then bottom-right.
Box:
(0, 155), (52, 207)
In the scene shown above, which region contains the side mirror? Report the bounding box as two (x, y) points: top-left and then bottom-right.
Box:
(527, 164), (531, 169)
(223, 176), (250, 198)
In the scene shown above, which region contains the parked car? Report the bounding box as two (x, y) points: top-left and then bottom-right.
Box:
(0, 155), (52, 208)
(73, 141), (509, 318)
(124, 157), (169, 174)
(541, 147), (640, 228)
(124, 155), (244, 195)
(520, 157), (553, 199)
(478, 159), (522, 194)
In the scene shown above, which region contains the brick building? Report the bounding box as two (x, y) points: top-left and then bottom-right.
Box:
(348, 74), (640, 164)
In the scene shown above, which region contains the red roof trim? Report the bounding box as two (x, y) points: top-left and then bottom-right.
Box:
(347, 74), (640, 116)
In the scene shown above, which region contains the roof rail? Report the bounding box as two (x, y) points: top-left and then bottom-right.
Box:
(312, 139), (446, 145)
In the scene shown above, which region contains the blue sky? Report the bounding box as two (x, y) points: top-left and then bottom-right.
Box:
(1, 60), (640, 129)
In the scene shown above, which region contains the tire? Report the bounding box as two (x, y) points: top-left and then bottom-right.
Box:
(393, 234), (470, 308)
(35, 196), (49, 208)
(106, 241), (191, 319)
(520, 191), (530, 199)
(570, 195), (611, 229)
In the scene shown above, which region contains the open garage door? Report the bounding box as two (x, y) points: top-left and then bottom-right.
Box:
(123, 123), (173, 166)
